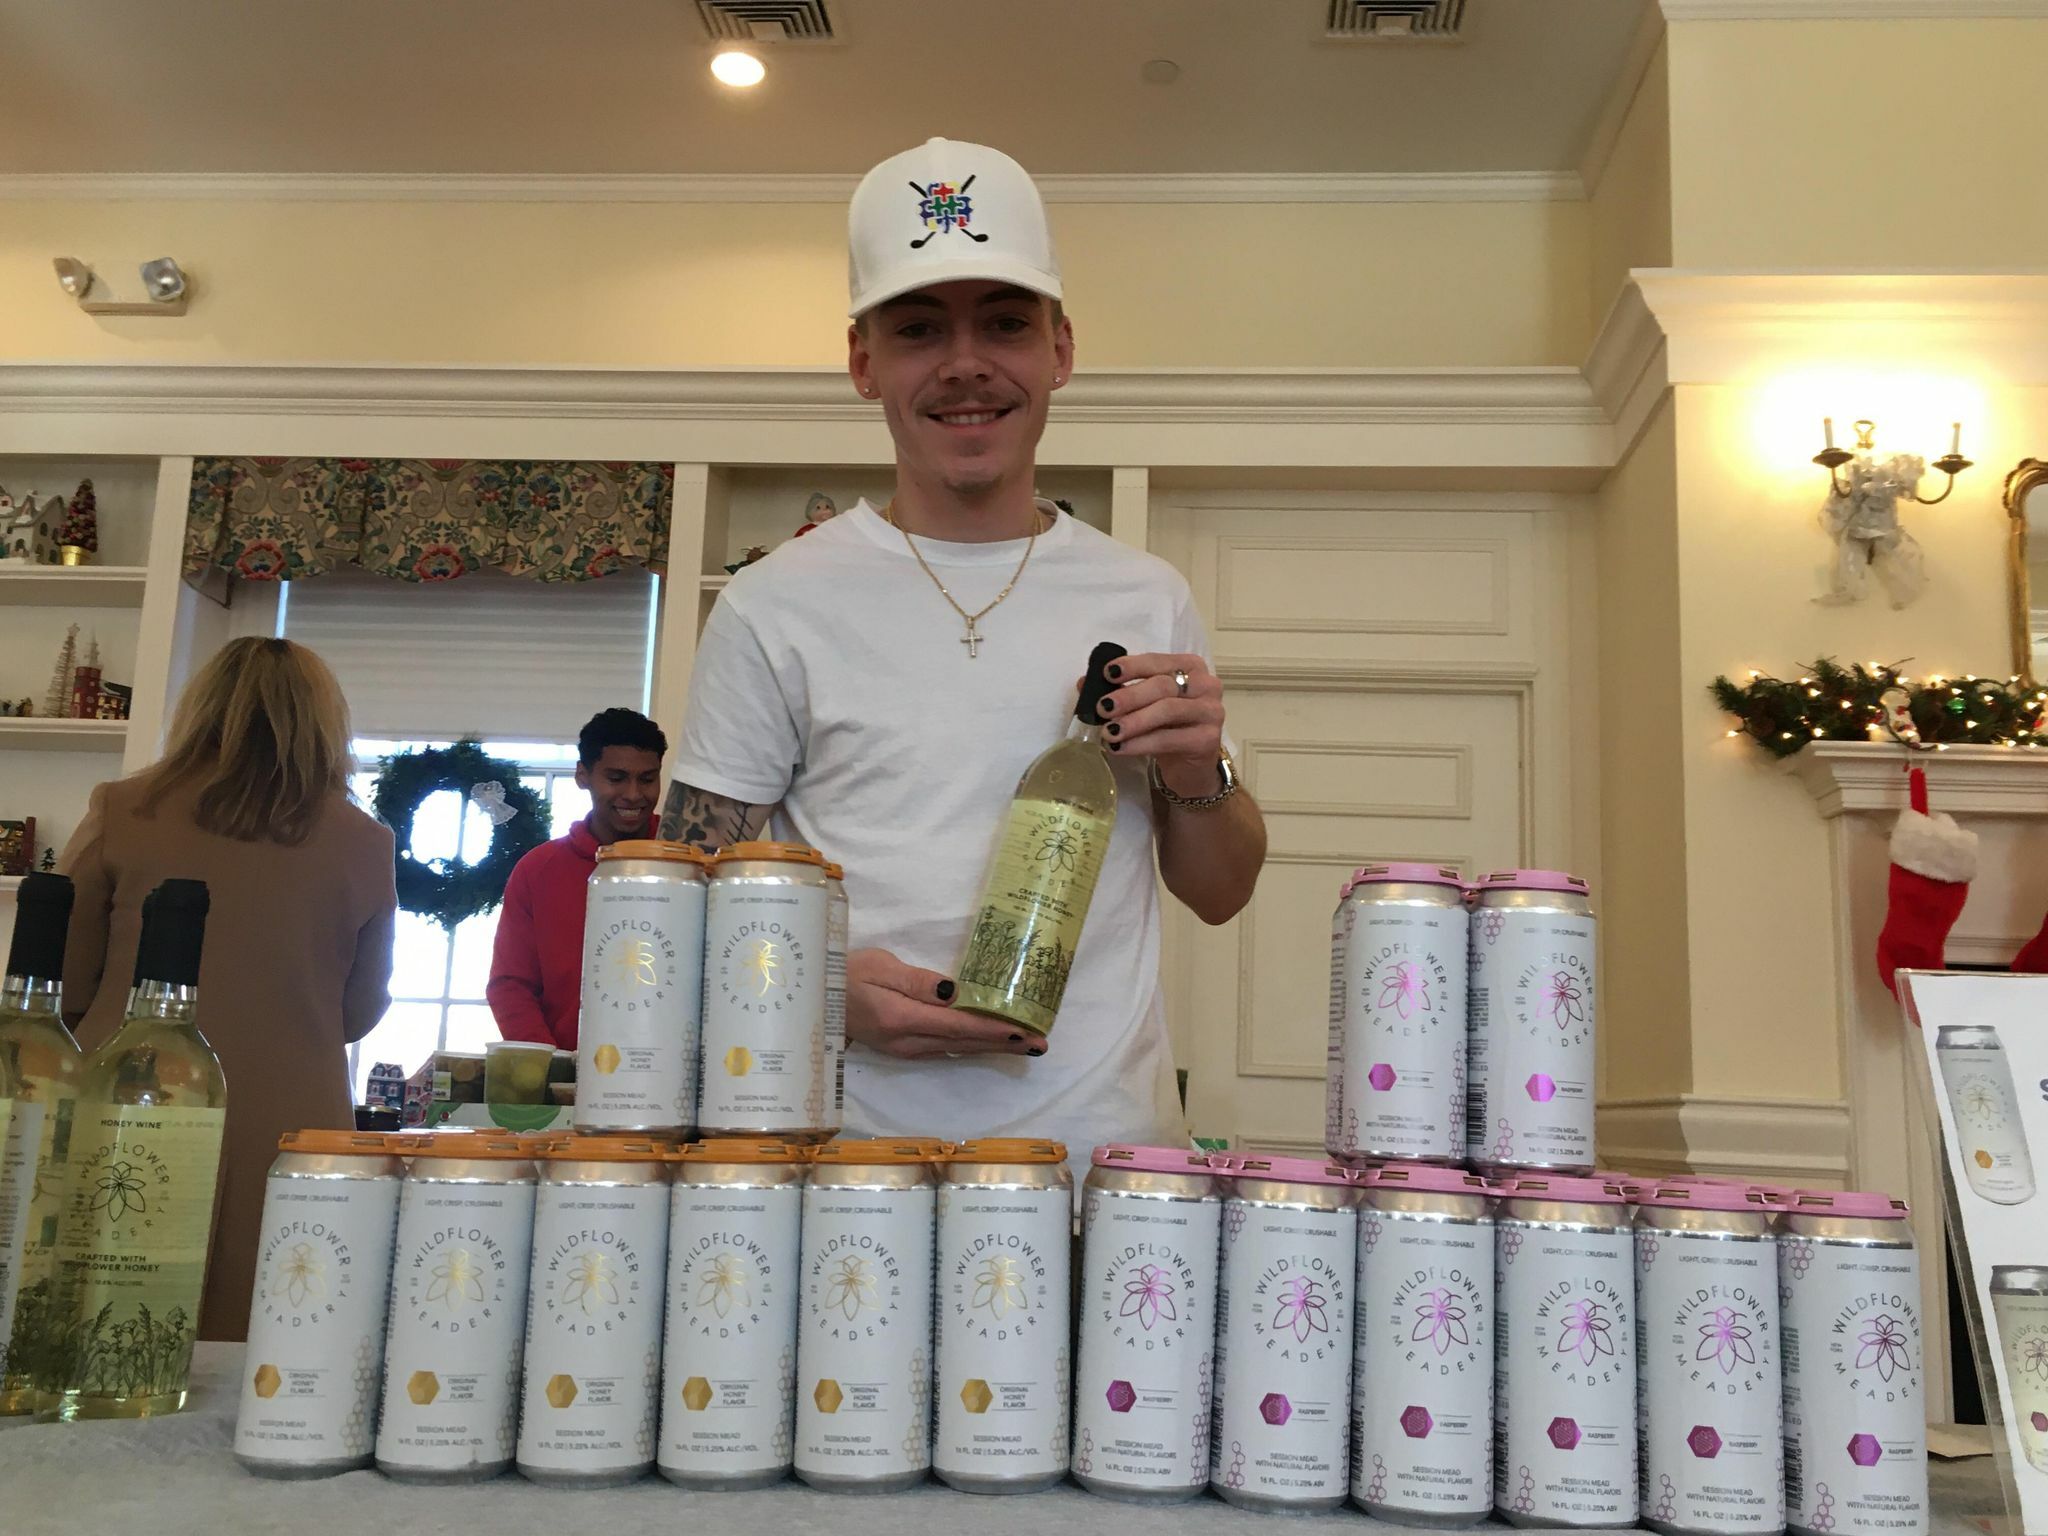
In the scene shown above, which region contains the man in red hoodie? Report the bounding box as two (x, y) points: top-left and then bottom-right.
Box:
(487, 707), (665, 1050)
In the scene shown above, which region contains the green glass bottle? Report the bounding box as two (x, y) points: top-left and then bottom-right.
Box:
(44, 878), (227, 1420)
(954, 641), (1124, 1036)
(0, 871), (83, 1416)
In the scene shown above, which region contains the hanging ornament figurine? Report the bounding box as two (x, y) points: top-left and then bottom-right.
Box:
(1816, 444), (1929, 609)
(792, 491), (838, 539)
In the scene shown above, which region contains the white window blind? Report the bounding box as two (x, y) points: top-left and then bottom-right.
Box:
(281, 567), (657, 739)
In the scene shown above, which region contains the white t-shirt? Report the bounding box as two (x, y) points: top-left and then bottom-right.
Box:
(674, 498), (1210, 1182)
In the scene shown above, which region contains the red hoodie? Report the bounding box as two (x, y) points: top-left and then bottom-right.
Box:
(487, 816), (603, 1051)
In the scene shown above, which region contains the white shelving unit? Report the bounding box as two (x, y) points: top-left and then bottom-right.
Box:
(0, 565), (151, 606)
(0, 718), (128, 751)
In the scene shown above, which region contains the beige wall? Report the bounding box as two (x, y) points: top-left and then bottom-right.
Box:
(1588, 37), (1671, 328)
(0, 196), (1590, 370)
(1667, 17), (2048, 268)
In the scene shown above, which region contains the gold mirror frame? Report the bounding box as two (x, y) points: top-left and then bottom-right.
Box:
(2006, 458), (2048, 686)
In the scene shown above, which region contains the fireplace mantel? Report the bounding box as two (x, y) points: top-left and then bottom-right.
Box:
(1790, 740), (2048, 817)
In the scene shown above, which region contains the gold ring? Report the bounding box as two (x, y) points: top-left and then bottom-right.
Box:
(1174, 669), (1191, 697)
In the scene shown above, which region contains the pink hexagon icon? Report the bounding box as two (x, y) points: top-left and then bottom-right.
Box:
(1400, 1405), (1433, 1439)
(1106, 1380), (1136, 1414)
(1847, 1434), (1882, 1468)
(1547, 1417), (1581, 1451)
(1688, 1425), (1723, 1459)
(1368, 1063), (1397, 1093)
(1525, 1073), (1557, 1103)
(2034, 1412), (2048, 1434)
(1260, 1393), (1292, 1426)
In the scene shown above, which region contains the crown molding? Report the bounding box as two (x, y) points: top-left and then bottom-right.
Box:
(0, 169), (1585, 207)
(1661, 0), (2048, 18)
(1582, 282), (1669, 457)
(1577, 0), (1667, 199)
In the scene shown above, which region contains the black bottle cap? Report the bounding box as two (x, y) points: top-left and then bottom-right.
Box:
(133, 878), (210, 988)
(6, 872), (76, 983)
(1075, 641), (1129, 724)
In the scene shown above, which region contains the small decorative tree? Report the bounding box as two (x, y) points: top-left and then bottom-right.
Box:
(56, 478), (98, 556)
(44, 624), (79, 717)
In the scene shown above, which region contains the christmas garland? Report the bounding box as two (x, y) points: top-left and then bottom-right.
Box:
(371, 740), (549, 929)
(1711, 659), (2048, 758)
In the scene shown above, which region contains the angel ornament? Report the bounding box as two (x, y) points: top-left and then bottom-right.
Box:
(1816, 452), (1930, 609)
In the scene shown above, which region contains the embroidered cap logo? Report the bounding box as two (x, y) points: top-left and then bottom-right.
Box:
(910, 176), (990, 247)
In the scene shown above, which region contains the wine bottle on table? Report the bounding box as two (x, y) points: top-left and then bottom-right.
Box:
(0, 871), (83, 1416)
(954, 641), (1125, 1036)
(43, 878), (227, 1421)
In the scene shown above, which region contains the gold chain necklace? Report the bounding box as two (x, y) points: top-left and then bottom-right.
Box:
(882, 498), (1045, 659)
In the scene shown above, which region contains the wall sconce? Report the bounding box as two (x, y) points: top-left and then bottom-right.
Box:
(51, 255), (191, 316)
(1813, 417), (1971, 504)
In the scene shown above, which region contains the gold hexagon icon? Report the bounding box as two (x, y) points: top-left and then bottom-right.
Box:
(1977, 1149), (1995, 1169)
(682, 1376), (713, 1411)
(406, 1370), (441, 1406)
(252, 1363), (282, 1399)
(546, 1373), (579, 1409)
(960, 1379), (993, 1415)
(593, 1043), (621, 1075)
(813, 1378), (843, 1414)
(725, 1046), (753, 1077)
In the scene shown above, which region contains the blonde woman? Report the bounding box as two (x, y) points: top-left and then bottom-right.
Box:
(59, 637), (395, 1341)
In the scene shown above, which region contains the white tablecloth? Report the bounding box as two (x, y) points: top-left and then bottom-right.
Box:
(0, 1344), (2004, 1536)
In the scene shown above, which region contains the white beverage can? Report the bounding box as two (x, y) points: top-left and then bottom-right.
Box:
(1328, 864), (1469, 1164)
(516, 1138), (671, 1486)
(1073, 1143), (1223, 1503)
(934, 1138), (1073, 1493)
(1495, 1173), (1638, 1528)
(823, 863), (849, 1130)
(1934, 1025), (2037, 1205)
(794, 1138), (941, 1491)
(1636, 1183), (1783, 1535)
(700, 843), (837, 1142)
(1211, 1154), (1357, 1512)
(234, 1132), (404, 1477)
(1777, 1191), (1926, 1536)
(1991, 1266), (2048, 1476)
(1353, 1162), (1493, 1526)
(575, 842), (708, 1137)
(659, 1138), (807, 1489)
(375, 1134), (539, 1483)
(1468, 871), (1596, 1173)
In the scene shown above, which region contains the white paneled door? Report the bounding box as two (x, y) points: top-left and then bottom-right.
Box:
(1151, 490), (1579, 1158)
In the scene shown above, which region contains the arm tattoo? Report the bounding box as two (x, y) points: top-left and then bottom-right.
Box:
(658, 780), (774, 854)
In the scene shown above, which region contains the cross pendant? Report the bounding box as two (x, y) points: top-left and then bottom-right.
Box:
(960, 618), (982, 659)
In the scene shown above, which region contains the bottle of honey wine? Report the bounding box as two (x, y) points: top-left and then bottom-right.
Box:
(954, 641), (1124, 1035)
(44, 878), (227, 1420)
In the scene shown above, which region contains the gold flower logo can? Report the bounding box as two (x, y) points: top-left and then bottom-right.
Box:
(934, 1139), (1072, 1493)
(1328, 865), (1469, 1164)
(1351, 1162), (1492, 1525)
(1072, 1143), (1223, 1503)
(1493, 1173), (1638, 1528)
(234, 1132), (405, 1477)
(1934, 1025), (2037, 1205)
(515, 1137), (671, 1486)
(1991, 1265), (2048, 1476)
(794, 1139), (941, 1491)
(658, 1139), (808, 1489)
(1467, 871), (1597, 1174)
(1635, 1182), (1783, 1535)
(1211, 1155), (1358, 1513)
(575, 842), (709, 1137)
(1777, 1192), (1924, 1536)
(699, 844), (837, 1142)
(374, 1133), (538, 1483)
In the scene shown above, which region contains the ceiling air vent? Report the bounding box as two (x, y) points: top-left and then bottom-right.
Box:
(695, 0), (835, 43)
(1326, 0), (1466, 40)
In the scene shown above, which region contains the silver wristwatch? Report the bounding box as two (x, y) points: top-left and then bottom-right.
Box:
(1149, 753), (1240, 810)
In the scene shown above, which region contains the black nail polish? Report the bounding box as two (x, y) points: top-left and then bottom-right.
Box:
(936, 979), (956, 1002)
(1099, 697), (1114, 714)
(1009, 1033), (1024, 1042)
(1108, 741), (1122, 752)
(1106, 663), (1122, 679)
(1027, 1045), (1046, 1057)
(1105, 722), (1120, 738)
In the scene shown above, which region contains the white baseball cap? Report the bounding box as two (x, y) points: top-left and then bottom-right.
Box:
(847, 137), (1063, 318)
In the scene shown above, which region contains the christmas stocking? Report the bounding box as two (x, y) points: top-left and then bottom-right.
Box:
(2011, 908), (2048, 974)
(1876, 766), (1978, 996)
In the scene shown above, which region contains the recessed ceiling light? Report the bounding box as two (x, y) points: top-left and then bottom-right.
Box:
(711, 49), (766, 87)
(1140, 58), (1180, 85)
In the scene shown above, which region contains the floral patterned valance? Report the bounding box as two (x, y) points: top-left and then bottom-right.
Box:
(183, 456), (674, 584)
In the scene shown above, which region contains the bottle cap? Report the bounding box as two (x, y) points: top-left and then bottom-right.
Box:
(1214, 1153), (1354, 1188)
(716, 842), (828, 868)
(6, 871), (75, 982)
(132, 877), (209, 988)
(945, 1138), (1067, 1164)
(277, 1129), (406, 1158)
(597, 840), (709, 866)
(672, 1138), (811, 1163)
(811, 1137), (947, 1164)
(1075, 641), (1129, 724)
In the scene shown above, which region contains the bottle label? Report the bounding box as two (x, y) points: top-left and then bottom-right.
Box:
(4, 1095), (69, 1390)
(52, 1104), (225, 1398)
(957, 797), (1113, 1034)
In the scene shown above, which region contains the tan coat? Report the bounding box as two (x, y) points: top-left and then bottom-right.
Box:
(60, 776), (395, 1342)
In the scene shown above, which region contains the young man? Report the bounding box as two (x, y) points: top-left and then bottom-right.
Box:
(661, 138), (1266, 1175)
(487, 707), (665, 1051)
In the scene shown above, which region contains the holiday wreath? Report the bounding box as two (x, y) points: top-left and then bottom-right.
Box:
(370, 740), (548, 929)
